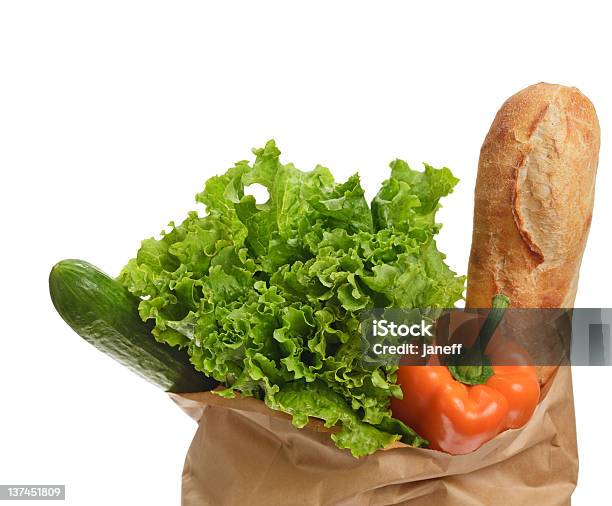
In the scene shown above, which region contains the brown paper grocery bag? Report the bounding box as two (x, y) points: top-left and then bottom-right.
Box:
(170, 367), (577, 506)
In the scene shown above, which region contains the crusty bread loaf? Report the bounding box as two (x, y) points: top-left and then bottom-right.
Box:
(465, 83), (600, 385)
(466, 83), (600, 309)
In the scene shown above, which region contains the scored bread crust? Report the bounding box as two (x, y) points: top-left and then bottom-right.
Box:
(466, 83), (600, 309)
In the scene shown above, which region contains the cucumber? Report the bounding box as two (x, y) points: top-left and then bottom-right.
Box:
(49, 259), (216, 393)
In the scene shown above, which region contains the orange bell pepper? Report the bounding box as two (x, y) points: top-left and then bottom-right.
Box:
(391, 295), (540, 455)
(391, 363), (540, 454)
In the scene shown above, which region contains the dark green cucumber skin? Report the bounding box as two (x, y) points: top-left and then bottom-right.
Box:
(49, 259), (216, 393)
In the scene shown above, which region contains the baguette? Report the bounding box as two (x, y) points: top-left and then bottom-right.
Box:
(466, 83), (600, 382)
(467, 83), (599, 308)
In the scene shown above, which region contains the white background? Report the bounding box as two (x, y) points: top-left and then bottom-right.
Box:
(1, 1), (610, 504)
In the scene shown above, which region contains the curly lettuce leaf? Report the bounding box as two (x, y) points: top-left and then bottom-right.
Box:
(119, 140), (465, 456)
(265, 380), (427, 457)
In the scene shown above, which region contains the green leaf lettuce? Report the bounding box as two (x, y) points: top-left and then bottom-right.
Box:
(119, 140), (464, 457)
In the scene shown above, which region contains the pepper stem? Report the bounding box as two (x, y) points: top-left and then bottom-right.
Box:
(448, 294), (510, 386)
(475, 294), (510, 352)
